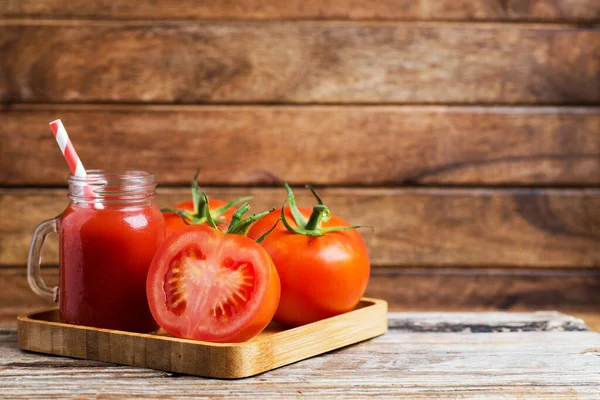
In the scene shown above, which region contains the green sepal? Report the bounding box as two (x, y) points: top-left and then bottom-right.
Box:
(212, 196), (254, 216)
(161, 207), (192, 220)
(254, 218), (281, 244)
(280, 183), (374, 237)
(162, 166), (251, 227)
(227, 203), (275, 237)
(320, 225), (374, 233)
(160, 207), (193, 226)
(198, 191), (220, 230)
(191, 167), (202, 215)
(305, 184), (324, 205)
(280, 197), (304, 234)
(284, 182), (307, 227)
(192, 188), (275, 240)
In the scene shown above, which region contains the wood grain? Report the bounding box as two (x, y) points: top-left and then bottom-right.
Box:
(2, 105), (599, 186)
(0, 268), (56, 321)
(387, 311), (589, 332)
(1, 21), (598, 104)
(2, 188), (598, 268)
(3, 317), (600, 398)
(3, 267), (599, 323)
(367, 267), (600, 312)
(1, 0), (598, 22)
(572, 313), (600, 332)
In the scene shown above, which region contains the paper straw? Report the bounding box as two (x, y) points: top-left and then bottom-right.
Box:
(49, 119), (99, 207)
(49, 119), (87, 177)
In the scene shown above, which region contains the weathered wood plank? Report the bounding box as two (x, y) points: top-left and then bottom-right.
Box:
(0, 0), (598, 22)
(1, 21), (598, 104)
(0, 268), (56, 321)
(1, 188), (598, 268)
(2, 105), (599, 186)
(3, 267), (600, 323)
(1, 322), (599, 398)
(368, 267), (600, 312)
(388, 311), (589, 332)
(573, 313), (600, 332)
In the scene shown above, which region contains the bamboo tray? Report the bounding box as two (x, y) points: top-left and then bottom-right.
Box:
(18, 297), (387, 379)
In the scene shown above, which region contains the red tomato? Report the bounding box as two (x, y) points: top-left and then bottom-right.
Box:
(147, 225), (280, 343)
(248, 205), (370, 327)
(163, 200), (236, 237)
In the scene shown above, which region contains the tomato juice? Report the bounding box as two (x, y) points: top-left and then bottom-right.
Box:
(56, 171), (165, 333)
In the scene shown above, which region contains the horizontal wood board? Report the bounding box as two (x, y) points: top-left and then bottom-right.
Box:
(1, 188), (598, 268)
(1, 0), (599, 22)
(1, 21), (598, 104)
(386, 311), (589, 332)
(2, 105), (599, 186)
(2, 318), (600, 397)
(2, 267), (599, 323)
(370, 267), (600, 312)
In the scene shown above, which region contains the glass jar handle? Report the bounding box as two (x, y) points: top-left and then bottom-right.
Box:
(27, 218), (59, 302)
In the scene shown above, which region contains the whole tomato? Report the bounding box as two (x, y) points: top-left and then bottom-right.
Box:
(248, 184), (371, 327)
(162, 168), (251, 237)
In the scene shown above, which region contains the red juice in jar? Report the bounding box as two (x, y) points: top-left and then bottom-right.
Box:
(57, 171), (164, 332)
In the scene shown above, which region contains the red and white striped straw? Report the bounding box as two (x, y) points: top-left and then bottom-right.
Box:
(48, 119), (100, 208)
(49, 119), (87, 177)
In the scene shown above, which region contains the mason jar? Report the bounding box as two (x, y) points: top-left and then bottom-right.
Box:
(27, 170), (165, 333)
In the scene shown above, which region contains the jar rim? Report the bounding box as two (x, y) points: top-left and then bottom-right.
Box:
(68, 170), (155, 183)
(68, 170), (157, 206)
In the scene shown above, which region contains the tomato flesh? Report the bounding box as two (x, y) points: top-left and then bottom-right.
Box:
(147, 225), (280, 342)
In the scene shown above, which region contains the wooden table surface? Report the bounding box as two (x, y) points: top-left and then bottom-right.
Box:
(1, 312), (600, 399)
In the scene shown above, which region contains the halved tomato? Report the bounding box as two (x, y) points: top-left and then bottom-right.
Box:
(146, 225), (280, 343)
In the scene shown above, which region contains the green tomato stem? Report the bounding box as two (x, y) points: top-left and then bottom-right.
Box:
(304, 205), (331, 231)
(280, 183), (373, 237)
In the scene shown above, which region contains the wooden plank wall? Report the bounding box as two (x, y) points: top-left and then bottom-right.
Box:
(1, 1), (599, 325)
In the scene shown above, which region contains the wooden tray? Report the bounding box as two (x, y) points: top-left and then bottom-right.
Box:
(17, 297), (387, 379)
